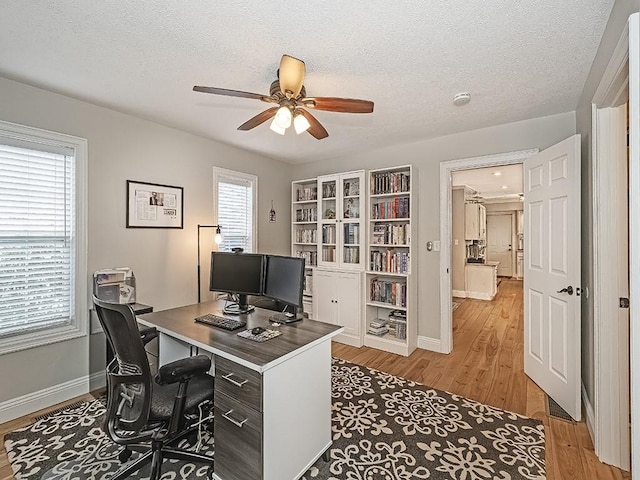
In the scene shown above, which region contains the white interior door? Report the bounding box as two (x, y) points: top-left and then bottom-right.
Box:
(524, 134), (581, 420)
(486, 214), (513, 276)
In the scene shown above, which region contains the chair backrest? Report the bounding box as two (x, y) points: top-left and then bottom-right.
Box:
(93, 295), (152, 433)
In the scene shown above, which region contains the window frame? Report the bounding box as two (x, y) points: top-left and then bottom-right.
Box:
(212, 167), (258, 254)
(0, 120), (88, 355)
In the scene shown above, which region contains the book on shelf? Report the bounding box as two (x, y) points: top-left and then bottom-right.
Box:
(370, 171), (411, 195)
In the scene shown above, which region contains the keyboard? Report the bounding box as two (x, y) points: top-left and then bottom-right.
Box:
(195, 314), (246, 331)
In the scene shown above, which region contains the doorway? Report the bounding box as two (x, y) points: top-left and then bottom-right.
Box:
(439, 150), (535, 353)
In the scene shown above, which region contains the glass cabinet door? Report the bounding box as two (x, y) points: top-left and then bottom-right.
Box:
(341, 173), (362, 268)
(317, 171), (364, 270)
(319, 176), (338, 267)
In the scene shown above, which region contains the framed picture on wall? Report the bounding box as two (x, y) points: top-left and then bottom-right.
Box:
(126, 180), (184, 228)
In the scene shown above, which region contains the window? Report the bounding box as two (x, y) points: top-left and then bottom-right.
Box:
(213, 168), (257, 253)
(0, 121), (87, 354)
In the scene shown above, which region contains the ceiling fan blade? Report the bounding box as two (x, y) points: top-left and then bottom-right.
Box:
(299, 109), (329, 140)
(237, 107), (279, 131)
(193, 85), (270, 102)
(302, 97), (374, 114)
(278, 55), (305, 98)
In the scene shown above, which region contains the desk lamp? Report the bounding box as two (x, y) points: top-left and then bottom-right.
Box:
(197, 224), (223, 303)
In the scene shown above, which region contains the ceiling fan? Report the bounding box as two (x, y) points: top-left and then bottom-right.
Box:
(193, 55), (374, 140)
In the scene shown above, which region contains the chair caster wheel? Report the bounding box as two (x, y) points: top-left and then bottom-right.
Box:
(118, 447), (132, 463)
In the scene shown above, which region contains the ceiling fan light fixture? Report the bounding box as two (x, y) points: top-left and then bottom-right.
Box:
(274, 106), (292, 129)
(293, 111), (311, 134)
(269, 117), (287, 135)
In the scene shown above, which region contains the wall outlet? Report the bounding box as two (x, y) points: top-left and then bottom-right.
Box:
(454, 239), (459, 245)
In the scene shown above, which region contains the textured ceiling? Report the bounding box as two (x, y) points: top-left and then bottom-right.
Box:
(0, 1), (614, 164)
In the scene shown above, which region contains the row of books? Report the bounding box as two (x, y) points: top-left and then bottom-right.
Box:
(371, 197), (410, 220)
(296, 207), (318, 222)
(322, 225), (336, 244)
(370, 171), (410, 195)
(369, 278), (407, 307)
(371, 223), (410, 245)
(295, 250), (317, 266)
(322, 182), (337, 199)
(369, 250), (410, 273)
(295, 228), (317, 244)
(343, 223), (360, 245)
(295, 186), (317, 202)
(343, 246), (360, 264)
(322, 246), (336, 262)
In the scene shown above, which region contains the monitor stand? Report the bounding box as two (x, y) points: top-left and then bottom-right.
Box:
(223, 294), (255, 315)
(269, 312), (303, 324)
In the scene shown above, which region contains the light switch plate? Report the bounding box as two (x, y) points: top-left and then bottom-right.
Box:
(434, 240), (441, 251)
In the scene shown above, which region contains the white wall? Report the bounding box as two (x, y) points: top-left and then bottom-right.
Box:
(0, 77), (292, 402)
(293, 111), (576, 340)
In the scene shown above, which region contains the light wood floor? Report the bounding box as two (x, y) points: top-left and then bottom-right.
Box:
(332, 278), (631, 480)
(0, 279), (631, 479)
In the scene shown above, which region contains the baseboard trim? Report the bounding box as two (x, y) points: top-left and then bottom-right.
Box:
(582, 381), (595, 444)
(417, 335), (445, 353)
(89, 371), (106, 392)
(0, 375), (90, 424)
(452, 290), (467, 298)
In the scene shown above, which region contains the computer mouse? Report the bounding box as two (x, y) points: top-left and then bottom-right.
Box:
(251, 327), (265, 335)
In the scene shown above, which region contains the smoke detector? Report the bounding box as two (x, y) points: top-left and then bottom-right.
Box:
(453, 92), (471, 106)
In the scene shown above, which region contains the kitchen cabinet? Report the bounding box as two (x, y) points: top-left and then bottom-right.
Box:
(465, 203), (487, 241)
(314, 269), (362, 346)
(465, 261), (498, 300)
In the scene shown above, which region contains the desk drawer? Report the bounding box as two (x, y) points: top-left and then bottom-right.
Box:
(215, 355), (262, 411)
(214, 392), (262, 480)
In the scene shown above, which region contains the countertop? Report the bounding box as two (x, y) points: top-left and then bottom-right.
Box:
(466, 260), (500, 268)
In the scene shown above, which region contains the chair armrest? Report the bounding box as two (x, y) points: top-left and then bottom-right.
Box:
(138, 326), (157, 346)
(155, 355), (211, 385)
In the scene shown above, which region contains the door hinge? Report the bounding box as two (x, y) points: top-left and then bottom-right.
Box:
(620, 297), (630, 308)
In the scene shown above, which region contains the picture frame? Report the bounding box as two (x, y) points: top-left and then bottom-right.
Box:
(126, 180), (184, 228)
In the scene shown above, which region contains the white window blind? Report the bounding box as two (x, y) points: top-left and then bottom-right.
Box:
(0, 143), (75, 337)
(215, 170), (256, 253)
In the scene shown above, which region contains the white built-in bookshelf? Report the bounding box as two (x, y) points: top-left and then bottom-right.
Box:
(292, 179), (318, 317)
(364, 165), (417, 356)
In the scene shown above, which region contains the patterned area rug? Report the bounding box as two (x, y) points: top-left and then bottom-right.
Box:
(4, 359), (545, 479)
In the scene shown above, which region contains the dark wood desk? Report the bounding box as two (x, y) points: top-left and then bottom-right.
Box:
(137, 300), (342, 480)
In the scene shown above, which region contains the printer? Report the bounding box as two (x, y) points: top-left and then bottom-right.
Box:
(93, 267), (136, 304)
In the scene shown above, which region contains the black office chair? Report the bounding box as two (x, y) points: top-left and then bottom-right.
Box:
(93, 296), (215, 480)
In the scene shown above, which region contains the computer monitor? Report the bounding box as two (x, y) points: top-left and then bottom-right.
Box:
(209, 252), (265, 314)
(263, 255), (305, 323)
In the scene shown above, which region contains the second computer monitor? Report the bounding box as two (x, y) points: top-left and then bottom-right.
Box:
(263, 255), (305, 322)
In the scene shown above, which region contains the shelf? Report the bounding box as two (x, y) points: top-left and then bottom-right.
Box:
(343, 195), (360, 199)
(370, 191), (411, 199)
(293, 221), (317, 225)
(292, 242), (317, 245)
(366, 301), (407, 310)
(365, 270), (409, 277)
(370, 244), (409, 248)
(370, 217), (410, 222)
(321, 196), (336, 200)
(293, 199), (317, 204)
(364, 332), (407, 344)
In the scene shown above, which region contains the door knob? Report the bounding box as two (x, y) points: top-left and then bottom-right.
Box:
(557, 286), (573, 295)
